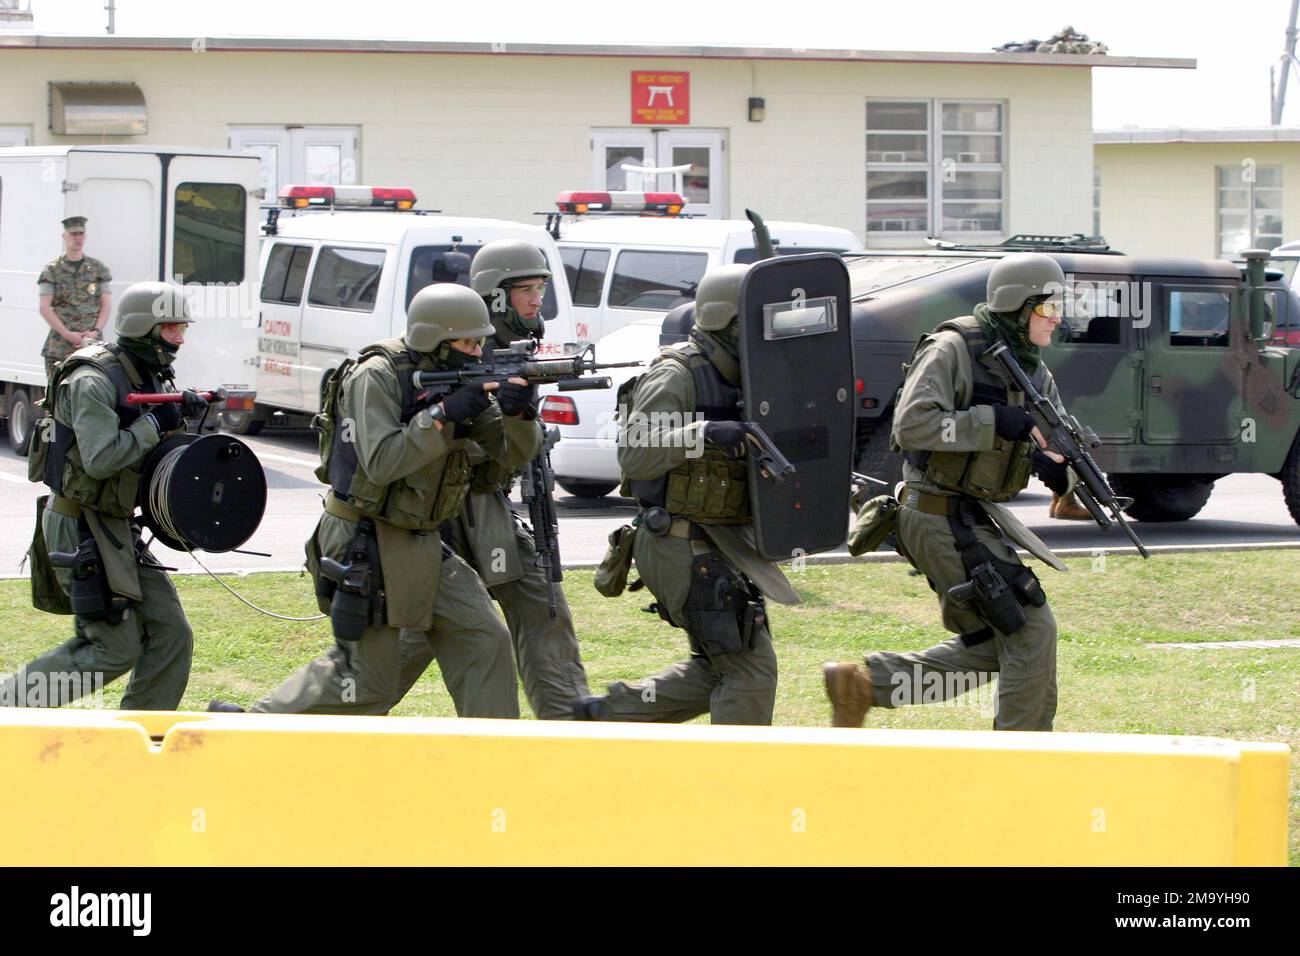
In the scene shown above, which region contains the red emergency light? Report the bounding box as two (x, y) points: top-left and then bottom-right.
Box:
(279, 185), (418, 210)
(555, 191), (686, 216)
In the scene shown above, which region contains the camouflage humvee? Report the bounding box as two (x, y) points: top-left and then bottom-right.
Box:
(847, 249), (1300, 525)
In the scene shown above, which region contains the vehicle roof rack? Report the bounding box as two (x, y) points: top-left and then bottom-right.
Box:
(925, 233), (1121, 254)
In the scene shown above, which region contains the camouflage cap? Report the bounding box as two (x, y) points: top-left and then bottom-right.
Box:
(62, 216), (87, 233)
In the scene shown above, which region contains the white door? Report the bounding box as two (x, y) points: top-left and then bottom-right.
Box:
(0, 127), (31, 147)
(229, 126), (359, 199)
(64, 150), (161, 289)
(254, 240), (314, 411)
(591, 128), (726, 218)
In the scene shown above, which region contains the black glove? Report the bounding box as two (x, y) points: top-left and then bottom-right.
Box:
(1032, 448), (1071, 495)
(495, 380), (537, 418)
(439, 383), (493, 427)
(704, 420), (749, 450)
(180, 388), (209, 419)
(147, 401), (183, 436)
(993, 405), (1036, 442)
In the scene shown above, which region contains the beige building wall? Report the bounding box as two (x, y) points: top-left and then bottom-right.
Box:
(0, 48), (1095, 244)
(1096, 141), (1300, 259)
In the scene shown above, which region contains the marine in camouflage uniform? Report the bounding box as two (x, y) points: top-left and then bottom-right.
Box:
(38, 216), (113, 383)
(393, 240), (591, 719)
(575, 265), (801, 726)
(1, 283), (204, 710)
(213, 283), (536, 718)
(825, 254), (1075, 732)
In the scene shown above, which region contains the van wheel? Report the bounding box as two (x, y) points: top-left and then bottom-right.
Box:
(855, 414), (903, 489)
(558, 479), (618, 499)
(1279, 433), (1300, 526)
(1108, 474), (1215, 522)
(221, 408), (265, 436)
(6, 388), (34, 457)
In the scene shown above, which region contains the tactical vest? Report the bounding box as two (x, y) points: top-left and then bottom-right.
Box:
(620, 342), (750, 524)
(323, 339), (472, 530)
(36, 343), (158, 519)
(902, 316), (1046, 502)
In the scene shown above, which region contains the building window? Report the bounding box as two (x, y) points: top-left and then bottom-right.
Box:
(866, 100), (1005, 239)
(1217, 165), (1283, 257)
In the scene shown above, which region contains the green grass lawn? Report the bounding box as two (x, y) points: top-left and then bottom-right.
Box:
(3, 550), (1298, 864)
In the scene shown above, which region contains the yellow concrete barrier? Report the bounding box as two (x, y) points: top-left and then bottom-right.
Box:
(0, 709), (1288, 865)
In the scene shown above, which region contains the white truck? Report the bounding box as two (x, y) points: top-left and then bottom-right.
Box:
(225, 185), (577, 433)
(0, 145), (262, 453)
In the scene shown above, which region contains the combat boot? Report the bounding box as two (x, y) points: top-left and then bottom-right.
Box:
(1051, 491), (1091, 520)
(823, 662), (874, 728)
(207, 699), (245, 713)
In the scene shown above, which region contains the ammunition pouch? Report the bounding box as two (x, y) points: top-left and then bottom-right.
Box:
(682, 550), (765, 656)
(47, 531), (130, 625)
(594, 523), (637, 598)
(317, 517), (385, 642)
(944, 497), (1045, 637)
(847, 494), (900, 556)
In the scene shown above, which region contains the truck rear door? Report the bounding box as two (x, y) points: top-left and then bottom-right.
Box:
(64, 150), (160, 301)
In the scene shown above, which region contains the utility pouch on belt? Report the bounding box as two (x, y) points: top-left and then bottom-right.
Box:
(47, 533), (130, 624)
(594, 523), (637, 597)
(683, 551), (754, 656)
(847, 494), (900, 557)
(318, 517), (385, 642)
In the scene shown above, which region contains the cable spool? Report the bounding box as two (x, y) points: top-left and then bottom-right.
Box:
(138, 434), (267, 553)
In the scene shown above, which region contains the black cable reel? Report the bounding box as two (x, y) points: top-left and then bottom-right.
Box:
(138, 434), (268, 553)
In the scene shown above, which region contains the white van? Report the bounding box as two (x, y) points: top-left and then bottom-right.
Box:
(0, 145), (262, 453)
(552, 192), (859, 345)
(226, 186), (576, 434)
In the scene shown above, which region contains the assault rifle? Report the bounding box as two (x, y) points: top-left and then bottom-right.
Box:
(986, 341), (1150, 558)
(412, 341), (642, 395)
(519, 426), (565, 619)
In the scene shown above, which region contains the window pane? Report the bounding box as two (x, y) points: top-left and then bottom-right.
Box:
(942, 103), (1002, 132)
(867, 169), (928, 200)
(866, 133), (926, 163)
(1169, 290), (1230, 346)
(1255, 167), (1282, 188)
(1218, 166), (1242, 188)
(245, 144), (279, 199)
(1219, 187), (1249, 210)
(941, 201), (1002, 232)
(306, 145), (341, 184)
(608, 250), (707, 310)
(575, 249), (609, 307)
(943, 170), (1002, 200)
(173, 182), (246, 284)
(561, 247), (583, 299)
(867, 102), (927, 131)
(309, 247), (386, 312)
(605, 146), (645, 190)
(672, 146), (711, 204)
(284, 246), (311, 305)
(1254, 189), (1283, 211)
(1060, 314), (1122, 345)
(941, 133), (1001, 164)
(866, 202), (928, 232)
(260, 243), (296, 302)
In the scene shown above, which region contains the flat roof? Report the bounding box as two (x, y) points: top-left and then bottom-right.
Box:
(0, 34), (1193, 69)
(1095, 127), (1300, 144)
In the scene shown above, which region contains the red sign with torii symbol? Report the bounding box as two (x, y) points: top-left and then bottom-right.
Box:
(631, 71), (690, 125)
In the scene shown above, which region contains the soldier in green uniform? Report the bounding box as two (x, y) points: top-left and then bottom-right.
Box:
(211, 283), (536, 718)
(392, 240), (591, 718)
(573, 265), (801, 726)
(825, 253), (1075, 732)
(1, 282), (205, 709)
(38, 216), (113, 383)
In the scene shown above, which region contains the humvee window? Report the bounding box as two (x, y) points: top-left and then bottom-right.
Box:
(1168, 290), (1230, 347)
(1059, 280), (1125, 345)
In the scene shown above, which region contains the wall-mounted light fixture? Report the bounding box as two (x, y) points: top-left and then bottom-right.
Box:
(748, 97), (766, 123)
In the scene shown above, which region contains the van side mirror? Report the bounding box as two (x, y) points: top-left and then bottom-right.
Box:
(440, 251), (472, 276)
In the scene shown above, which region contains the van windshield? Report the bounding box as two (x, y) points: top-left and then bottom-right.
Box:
(406, 244), (558, 320)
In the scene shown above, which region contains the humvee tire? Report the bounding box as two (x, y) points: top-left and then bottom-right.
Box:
(1109, 474), (1215, 522)
(855, 413), (904, 488)
(1278, 432), (1300, 526)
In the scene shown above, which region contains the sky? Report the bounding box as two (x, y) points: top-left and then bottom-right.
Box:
(12, 0), (1300, 129)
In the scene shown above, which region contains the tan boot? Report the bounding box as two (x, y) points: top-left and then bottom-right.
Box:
(1052, 490), (1092, 520)
(823, 661), (874, 728)
(1049, 494), (1060, 518)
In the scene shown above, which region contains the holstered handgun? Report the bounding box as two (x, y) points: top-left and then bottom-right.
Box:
(318, 518), (384, 642)
(47, 537), (130, 625)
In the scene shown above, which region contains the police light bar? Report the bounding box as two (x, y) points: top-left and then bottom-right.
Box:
(555, 191), (686, 216)
(279, 185), (418, 210)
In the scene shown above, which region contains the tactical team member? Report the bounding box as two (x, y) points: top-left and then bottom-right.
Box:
(574, 265), (800, 726)
(38, 216), (113, 383)
(825, 253), (1074, 732)
(1, 283), (204, 709)
(394, 240), (591, 718)
(214, 284), (537, 717)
